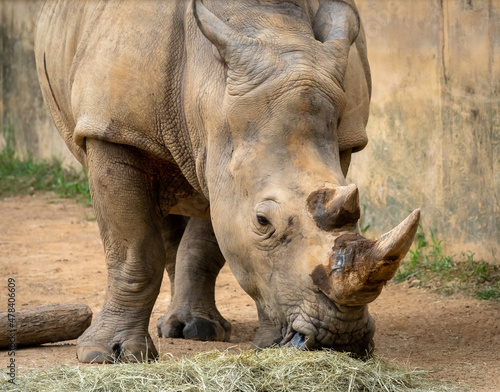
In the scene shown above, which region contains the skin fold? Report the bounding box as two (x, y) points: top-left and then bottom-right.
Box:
(35, 0), (418, 363)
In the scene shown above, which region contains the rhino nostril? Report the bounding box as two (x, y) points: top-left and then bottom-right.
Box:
(111, 343), (122, 361)
(332, 244), (355, 271)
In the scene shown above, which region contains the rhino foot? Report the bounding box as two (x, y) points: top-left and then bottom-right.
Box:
(77, 320), (157, 363)
(157, 306), (231, 342)
(76, 342), (157, 363)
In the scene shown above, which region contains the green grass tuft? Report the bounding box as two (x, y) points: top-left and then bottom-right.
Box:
(394, 227), (500, 300)
(0, 145), (91, 206)
(474, 287), (500, 300)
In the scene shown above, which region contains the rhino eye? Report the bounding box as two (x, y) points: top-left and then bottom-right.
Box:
(257, 215), (270, 226)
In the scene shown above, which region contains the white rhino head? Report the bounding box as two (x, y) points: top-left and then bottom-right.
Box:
(194, 0), (419, 353)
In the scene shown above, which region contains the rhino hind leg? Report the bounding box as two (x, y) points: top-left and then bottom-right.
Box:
(76, 139), (166, 363)
(157, 217), (231, 342)
(160, 214), (189, 298)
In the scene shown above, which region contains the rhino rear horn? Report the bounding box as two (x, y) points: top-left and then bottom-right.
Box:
(313, 1), (360, 85)
(307, 184), (360, 231)
(192, 0), (258, 67)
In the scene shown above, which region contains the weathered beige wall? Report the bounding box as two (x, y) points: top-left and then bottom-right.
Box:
(0, 0), (77, 166)
(1, 0), (498, 261)
(350, 0), (499, 262)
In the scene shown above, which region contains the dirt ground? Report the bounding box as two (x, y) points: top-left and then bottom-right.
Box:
(0, 193), (499, 391)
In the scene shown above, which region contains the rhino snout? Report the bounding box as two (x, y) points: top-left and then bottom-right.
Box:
(309, 209), (421, 307)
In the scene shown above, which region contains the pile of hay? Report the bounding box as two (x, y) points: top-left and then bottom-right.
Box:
(1, 348), (462, 392)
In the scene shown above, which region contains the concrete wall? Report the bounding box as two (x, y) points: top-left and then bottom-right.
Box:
(0, 0), (76, 166)
(1, 0), (498, 261)
(349, 0), (499, 262)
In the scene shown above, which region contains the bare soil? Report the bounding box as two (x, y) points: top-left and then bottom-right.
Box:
(1, 193), (499, 391)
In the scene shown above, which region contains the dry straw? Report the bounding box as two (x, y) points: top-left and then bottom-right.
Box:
(1, 348), (463, 392)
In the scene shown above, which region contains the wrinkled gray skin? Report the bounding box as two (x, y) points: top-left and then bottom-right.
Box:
(35, 0), (419, 363)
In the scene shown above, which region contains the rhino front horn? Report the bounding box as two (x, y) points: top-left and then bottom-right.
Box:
(326, 209), (420, 306)
(367, 209), (421, 283)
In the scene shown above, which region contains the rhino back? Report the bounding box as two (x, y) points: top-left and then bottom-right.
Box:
(35, 0), (370, 195)
(36, 0), (193, 173)
(36, 0), (101, 164)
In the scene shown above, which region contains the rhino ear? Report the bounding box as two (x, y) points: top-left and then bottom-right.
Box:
(192, 0), (257, 67)
(313, 1), (360, 85)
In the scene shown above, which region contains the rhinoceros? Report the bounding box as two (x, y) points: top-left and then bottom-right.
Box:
(35, 0), (419, 363)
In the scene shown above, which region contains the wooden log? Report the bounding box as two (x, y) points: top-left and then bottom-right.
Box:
(0, 303), (92, 349)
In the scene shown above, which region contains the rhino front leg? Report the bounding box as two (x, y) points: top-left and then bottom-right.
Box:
(77, 139), (166, 363)
(157, 217), (231, 341)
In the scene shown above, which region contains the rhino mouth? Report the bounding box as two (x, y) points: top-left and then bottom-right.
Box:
(279, 292), (336, 350)
(281, 326), (373, 355)
(277, 290), (375, 354)
(282, 331), (307, 349)
(267, 210), (421, 354)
